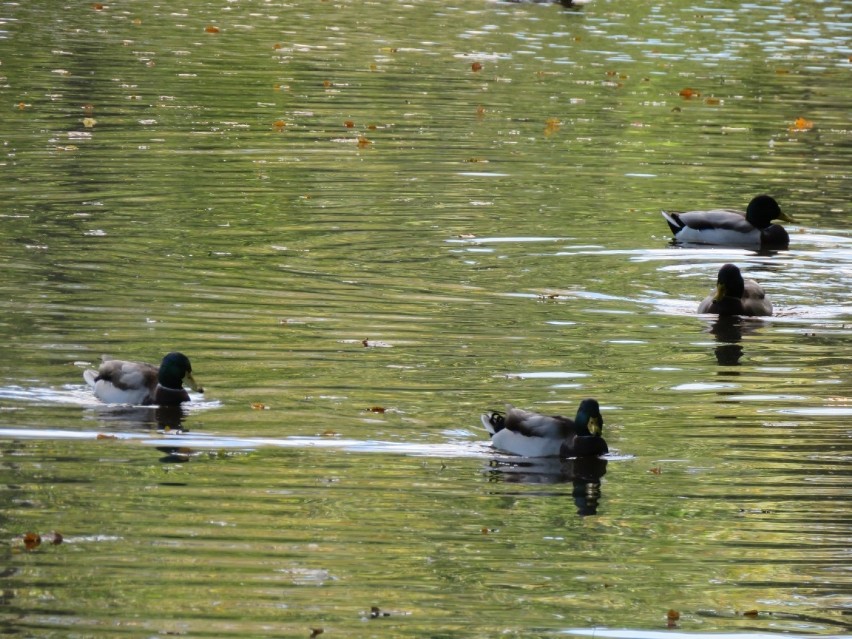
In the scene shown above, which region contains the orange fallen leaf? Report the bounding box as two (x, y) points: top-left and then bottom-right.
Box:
(476, 105), (486, 118)
(789, 116), (813, 132)
(323, 80), (333, 88)
(544, 117), (562, 136)
(205, 25), (220, 33)
(649, 466), (662, 475)
(17, 102), (26, 110)
(92, 2), (104, 9)
(272, 43), (283, 50)
(343, 119), (355, 128)
(704, 97), (721, 106)
(742, 609), (759, 617)
(471, 61), (483, 72)
(273, 120), (287, 129)
(679, 87), (700, 99)
(357, 135), (372, 148)
(96, 433), (117, 440)
(667, 609), (680, 621)
(23, 532), (41, 550)
(366, 124), (377, 130)
(367, 406), (386, 413)
(250, 402), (268, 410)
(321, 429), (339, 437)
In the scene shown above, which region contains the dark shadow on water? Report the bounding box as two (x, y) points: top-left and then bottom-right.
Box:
(486, 455), (608, 516)
(706, 317), (767, 366)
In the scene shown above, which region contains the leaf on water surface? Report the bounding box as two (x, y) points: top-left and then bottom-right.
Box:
(789, 117), (814, 132)
(742, 609), (759, 617)
(476, 105), (486, 118)
(205, 25), (220, 34)
(649, 466), (662, 475)
(23, 532), (41, 551)
(343, 120), (355, 128)
(92, 2), (104, 10)
(367, 406), (386, 414)
(361, 338), (391, 348)
(471, 61), (483, 72)
(679, 87), (700, 99)
(96, 433), (118, 440)
(704, 97), (721, 106)
(357, 135), (372, 148)
(667, 609), (680, 621)
(310, 629), (324, 638)
(544, 117), (562, 136)
(273, 120), (287, 129)
(250, 402), (269, 410)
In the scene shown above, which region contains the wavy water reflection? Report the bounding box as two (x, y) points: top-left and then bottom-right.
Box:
(1, 0), (850, 636)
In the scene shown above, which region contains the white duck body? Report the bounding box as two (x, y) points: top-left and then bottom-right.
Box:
(661, 209), (761, 247)
(481, 406), (585, 457)
(83, 360), (159, 405)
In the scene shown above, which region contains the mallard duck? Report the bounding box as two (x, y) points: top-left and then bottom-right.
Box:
(481, 398), (608, 458)
(662, 195), (794, 249)
(83, 352), (202, 406)
(698, 263), (772, 316)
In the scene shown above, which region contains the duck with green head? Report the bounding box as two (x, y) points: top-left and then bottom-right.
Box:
(698, 263), (772, 317)
(662, 195), (795, 249)
(481, 398), (608, 458)
(84, 352), (203, 406)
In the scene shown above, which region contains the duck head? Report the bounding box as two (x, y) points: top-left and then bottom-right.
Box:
(745, 195), (795, 229)
(158, 352), (203, 392)
(575, 398), (603, 437)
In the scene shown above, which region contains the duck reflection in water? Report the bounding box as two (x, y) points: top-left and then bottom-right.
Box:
(487, 456), (607, 516)
(707, 316), (767, 366)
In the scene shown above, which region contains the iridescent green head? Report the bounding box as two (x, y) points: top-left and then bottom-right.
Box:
(158, 352), (202, 392)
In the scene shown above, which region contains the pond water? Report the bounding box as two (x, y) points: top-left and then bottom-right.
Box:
(0, 0), (850, 637)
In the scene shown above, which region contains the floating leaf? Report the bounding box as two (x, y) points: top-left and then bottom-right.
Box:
(357, 135), (372, 148)
(323, 80), (333, 88)
(367, 406), (386, 413)
(96, 433), (117, 440)
(679, 87), (700, 99)
(205, 25), (220, 33)
(310, 630), (324, 638)
(789, 116), (813, 132)
(742, 609), (759, 617)
(649, 466), (662, 475)
(321, 429), (339, 437)
(476, 105), (486, 118)
(250, 402), (269, 410)
(667, 609), (680, 621)
(544, 117), (562, 136)
(471, 61), (483, 72)
(23, 532), (41, 550)
(92, 2), (104, 9)
(273, 120), (287, 129)
(273, 43), (283, 50)
(343, 119), (355, 128)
